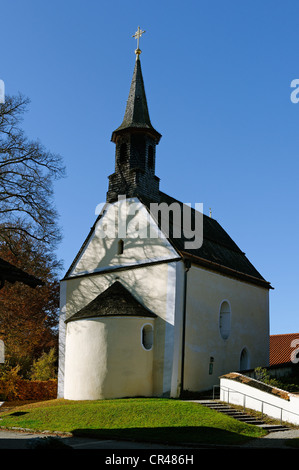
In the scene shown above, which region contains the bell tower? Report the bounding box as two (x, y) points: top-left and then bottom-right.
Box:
(107, 27), (162, 203)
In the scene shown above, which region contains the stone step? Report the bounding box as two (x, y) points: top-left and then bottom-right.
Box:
(232, 417), (264, 424)
(257, 424), (290, 432)
(195, 399), (291, 432)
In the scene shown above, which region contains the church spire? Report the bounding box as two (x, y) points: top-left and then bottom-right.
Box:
(111, 27), (161, 144)
(107, 28), (162, 204)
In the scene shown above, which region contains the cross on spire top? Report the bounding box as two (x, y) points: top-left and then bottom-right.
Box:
(132, 26), (145, 58)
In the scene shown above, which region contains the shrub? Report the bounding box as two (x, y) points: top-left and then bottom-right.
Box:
(254, 367), (280, 387)
(0, 365), (21, 400)
(0, 376), (57, 401)
(254, 367), (299, 393)
(30, 348), (57, 381)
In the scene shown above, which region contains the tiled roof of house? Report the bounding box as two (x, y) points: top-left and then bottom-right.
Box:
(269, 333), (299, 365)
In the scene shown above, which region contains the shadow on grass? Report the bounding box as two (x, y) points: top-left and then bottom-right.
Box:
(71, 426), (255, 447)
(9, 411), (29, 417)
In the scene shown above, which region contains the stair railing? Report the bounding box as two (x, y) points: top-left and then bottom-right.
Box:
(220, 384), (299, 425)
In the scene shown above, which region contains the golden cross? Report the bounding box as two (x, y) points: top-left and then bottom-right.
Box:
(132, 26), (146, 53)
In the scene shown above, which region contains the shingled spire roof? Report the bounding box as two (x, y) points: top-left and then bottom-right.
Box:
(111, 55), (161, 143)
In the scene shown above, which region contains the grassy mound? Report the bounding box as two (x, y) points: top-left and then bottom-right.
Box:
(0, 398), (267, 446)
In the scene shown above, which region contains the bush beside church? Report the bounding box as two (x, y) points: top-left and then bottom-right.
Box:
(0, 377), (57, 401)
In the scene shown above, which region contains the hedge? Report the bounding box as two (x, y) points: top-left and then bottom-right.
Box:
(0, 378), (57, 401)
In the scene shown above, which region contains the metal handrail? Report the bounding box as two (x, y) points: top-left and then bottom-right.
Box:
(219, 384), (299, 425)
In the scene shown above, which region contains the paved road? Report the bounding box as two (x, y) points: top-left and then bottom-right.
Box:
(1, 428), (299, 450)
(0, 430), (48, 449)
(0, 429), (190, 449)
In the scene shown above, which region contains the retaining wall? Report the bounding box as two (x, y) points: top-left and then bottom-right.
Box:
(220, 372), (299, 426)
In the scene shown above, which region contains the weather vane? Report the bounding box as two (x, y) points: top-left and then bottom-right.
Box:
(132, 26), (145, 57)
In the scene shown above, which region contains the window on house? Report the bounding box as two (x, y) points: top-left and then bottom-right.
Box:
(148, 145), (154, 169)
(141, 324), (153, 350)
(119, 143), (127, 164)
(117, 239), (124, 255)
(219, 301), (231, 340)
(240, 347), (250, 370)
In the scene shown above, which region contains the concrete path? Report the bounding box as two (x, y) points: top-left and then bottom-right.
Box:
(241, 428), (299, 449)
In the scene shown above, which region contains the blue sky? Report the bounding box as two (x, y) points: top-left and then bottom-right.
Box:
(1, 0), (299, 335)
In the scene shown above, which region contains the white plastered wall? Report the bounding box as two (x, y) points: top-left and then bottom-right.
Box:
(69, 197), (179, 277)
(64, 316), (155, 400)
(58, 197), (183, 399)
(59, 259), (185, 399)
(183, 265), (270, 393)
(57, 280), (67, 398)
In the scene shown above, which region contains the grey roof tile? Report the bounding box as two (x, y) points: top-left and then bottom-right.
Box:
(65, 281), (157, 323)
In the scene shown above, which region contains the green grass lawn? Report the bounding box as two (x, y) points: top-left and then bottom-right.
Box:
(0, 398), (267, 446)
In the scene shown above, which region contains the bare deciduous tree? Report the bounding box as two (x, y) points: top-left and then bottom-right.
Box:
(0, 93), (65, 248)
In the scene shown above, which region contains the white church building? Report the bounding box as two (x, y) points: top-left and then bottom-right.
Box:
(58, 32), (271, 400)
